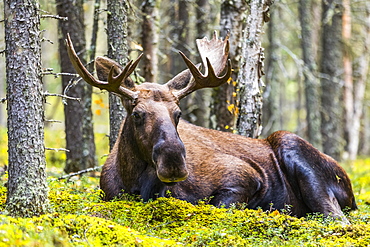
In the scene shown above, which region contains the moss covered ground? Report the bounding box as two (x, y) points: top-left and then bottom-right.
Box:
(0, 164), (369, 246)
(0, 128), (370, 246)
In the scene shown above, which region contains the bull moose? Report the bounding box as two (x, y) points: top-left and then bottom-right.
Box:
(66, 32), (356, 223)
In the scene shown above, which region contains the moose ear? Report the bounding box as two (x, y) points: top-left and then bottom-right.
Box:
(166, 68), (194, 91)
(95, 56), (135, 89)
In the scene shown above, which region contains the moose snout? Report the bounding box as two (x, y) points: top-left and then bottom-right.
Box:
(152, 139), (188, 183)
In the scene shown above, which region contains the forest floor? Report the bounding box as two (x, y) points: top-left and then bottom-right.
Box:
(0, 128), (370, 246)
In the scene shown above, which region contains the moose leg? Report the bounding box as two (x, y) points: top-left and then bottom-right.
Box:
(207, 155), (262, 208)
(268, 131), (354, 224)
(100, 154), (126, 201)
(296, 170), (350, 224)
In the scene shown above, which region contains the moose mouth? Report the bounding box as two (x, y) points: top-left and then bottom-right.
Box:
(162, 182), (178, 186)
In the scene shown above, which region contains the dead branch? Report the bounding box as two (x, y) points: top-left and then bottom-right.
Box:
(42, 67), (78, 78)
(45, 147), (70, 152)
(58, 165), (103, 180)
(41, 14), (68, 21)
(44, 92), (81, 102)
(45, 119), (62, 123)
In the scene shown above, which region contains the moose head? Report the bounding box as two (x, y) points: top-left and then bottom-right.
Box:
(65, 32), (231, 185)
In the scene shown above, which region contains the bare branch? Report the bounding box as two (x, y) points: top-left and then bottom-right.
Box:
(45, 119), (62, 123)
(42, 71), (79, 78)
(40, 37), (54, 44)
(42, 67), (79, 78)
(44, 92), (81, 102)
(58, 165), (103, 180)
(40, 14), (68, 21)
(45, 147), (70, 152)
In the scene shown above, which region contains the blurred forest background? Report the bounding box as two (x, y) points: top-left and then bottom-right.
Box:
(1, 0), (370, 171)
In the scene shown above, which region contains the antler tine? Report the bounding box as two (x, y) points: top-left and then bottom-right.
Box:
(65, 33), (139, 100)
(173, 33), (231, 99)
(108, 53), (143, 88)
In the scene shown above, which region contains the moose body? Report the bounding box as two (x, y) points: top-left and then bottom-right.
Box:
(66, 32), (356, 223)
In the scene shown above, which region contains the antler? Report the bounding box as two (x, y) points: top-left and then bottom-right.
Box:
(65, 33), (142, 100)
(172, 31), (232, 99)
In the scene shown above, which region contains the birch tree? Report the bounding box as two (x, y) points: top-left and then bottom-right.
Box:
(237, 0), (273, 138)
(212, 0), (247, 131)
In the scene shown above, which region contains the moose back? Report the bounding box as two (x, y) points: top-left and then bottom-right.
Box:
(66, 32), (356, 223)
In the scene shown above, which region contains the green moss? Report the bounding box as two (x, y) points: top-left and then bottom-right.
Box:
(0, 157), (370, 246)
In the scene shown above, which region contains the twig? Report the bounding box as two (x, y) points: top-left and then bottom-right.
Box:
(62, 77), (83, 105)
(44, 92), (81, 102)
(42, 68), (78, 78)
(58, 165), (103, 180)
(45, 147), (70, 152)
(40, 37), (54, 44)
(40, 15), (68, 21)
(0, 50), (5, 55)
(45, 119), (62, 123)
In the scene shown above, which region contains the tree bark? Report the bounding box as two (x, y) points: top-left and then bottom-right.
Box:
(347, 2), (370, 159)
(299, 0), (323, 150)
(320, 0), (344, 161)
(263, 3), (283, 136)
(342, 0), (353, 157)
(212, 0), (247, 131)
(107, 0), (130, 150)
(236, 0), (273, 138)
(188, 0), (211, 128)
(56, 0), (96, 173)
(4, 0), (49, 217)
(141, 0), (159, 83)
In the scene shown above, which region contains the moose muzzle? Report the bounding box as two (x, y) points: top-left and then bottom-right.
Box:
(152, 138), (188, 184)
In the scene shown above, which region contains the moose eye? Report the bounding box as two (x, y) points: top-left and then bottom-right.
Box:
(132, 112), (140, 119)
(131, 111), (144, 125)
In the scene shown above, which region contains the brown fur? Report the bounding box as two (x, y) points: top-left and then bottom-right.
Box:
(99, 83), (357, 224)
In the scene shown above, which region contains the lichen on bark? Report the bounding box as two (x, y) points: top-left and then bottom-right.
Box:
(4, 0), (50, 217)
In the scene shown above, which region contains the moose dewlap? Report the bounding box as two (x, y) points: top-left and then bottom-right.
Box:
(66, 32), (357, 224)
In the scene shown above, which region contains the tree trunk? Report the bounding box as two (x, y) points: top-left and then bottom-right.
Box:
(212, 0), (247, 131)
(107, 0), (130, 150)
(342, 0), (353, 157)
(4, 0), (49, 217)
(263, 3), (283, 136)
(188, 0), (211, 128)
(347, 2), (370, 159)
(320, 0), (344, 161)
(299, 0), (323, 150)
(56, 0), (96, 173)
(236, 0), (273, 138)
(174, 1), (196, 125)
(141, 0), (159, 83)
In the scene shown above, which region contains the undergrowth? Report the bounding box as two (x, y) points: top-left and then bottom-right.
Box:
(0, 174), (369, 246)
